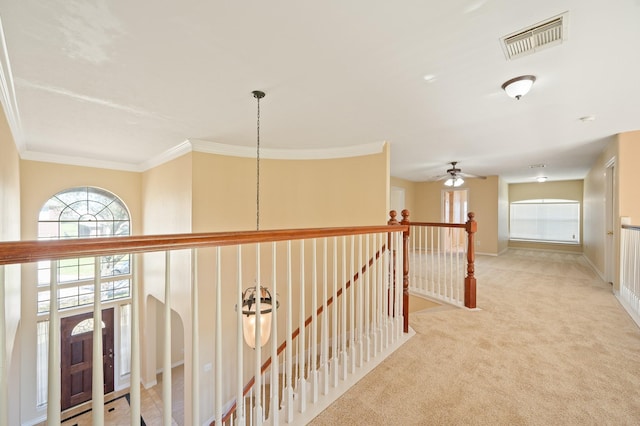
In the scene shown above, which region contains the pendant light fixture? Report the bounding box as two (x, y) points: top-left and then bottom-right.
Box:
(239, 90), (278, 349)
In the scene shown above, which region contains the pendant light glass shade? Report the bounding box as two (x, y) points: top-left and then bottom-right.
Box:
(240, 287), (278, 349)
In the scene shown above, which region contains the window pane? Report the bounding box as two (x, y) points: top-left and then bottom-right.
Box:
(120, 304), (131, 376)
(37, 187), (131, 314)
(510, 200), (580, 243)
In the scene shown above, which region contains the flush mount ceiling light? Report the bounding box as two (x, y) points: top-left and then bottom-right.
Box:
(536, 176), (548, 183)
(501, 75), (536, 100)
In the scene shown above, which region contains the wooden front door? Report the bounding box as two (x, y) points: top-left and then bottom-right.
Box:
(60, 308), (115, 410)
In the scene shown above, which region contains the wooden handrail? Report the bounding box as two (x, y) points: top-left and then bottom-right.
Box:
(622, 224), (640, 231)
(0, 225), (407, 266)
(217, 244), (389, 425)
(411, 221), (466, 229)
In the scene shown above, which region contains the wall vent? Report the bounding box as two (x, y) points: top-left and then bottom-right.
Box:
(500, 12), (568, 60)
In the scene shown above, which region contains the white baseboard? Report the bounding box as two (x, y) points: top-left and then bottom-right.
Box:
(614, 290), (640, 329)
(582, 254), (606, 282)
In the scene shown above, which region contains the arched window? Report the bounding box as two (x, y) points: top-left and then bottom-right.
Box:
(36, 187), (132, 313)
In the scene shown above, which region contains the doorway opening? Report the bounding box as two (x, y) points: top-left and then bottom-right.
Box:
(442, 189), (468, 252)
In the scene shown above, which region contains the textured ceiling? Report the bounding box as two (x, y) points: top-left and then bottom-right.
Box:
(1, 0), (639, 182)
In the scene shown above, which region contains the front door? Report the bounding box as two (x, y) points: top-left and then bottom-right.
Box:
(60, 308), (115, 410)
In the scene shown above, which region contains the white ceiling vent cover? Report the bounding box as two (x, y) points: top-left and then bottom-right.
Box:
(501, 12), (568, 60)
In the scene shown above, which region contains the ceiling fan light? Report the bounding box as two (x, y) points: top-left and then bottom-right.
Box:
(502, 75), (536, 100)
(444, 178), (454, 187)
(454, 177), (464, 187)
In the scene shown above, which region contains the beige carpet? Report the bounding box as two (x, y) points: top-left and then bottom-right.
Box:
(309, 249), (640, 425)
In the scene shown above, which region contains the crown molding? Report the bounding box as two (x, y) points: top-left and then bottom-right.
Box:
(0, 17), (24, 152)
(189, 139), (386, 160)
(138, 140), (192, 171)
(18, 138), (387, 172)
(20, 150), (142, 172)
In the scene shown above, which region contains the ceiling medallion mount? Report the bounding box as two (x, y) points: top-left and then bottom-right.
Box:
(252, 90), (265, 99)
(501, 75), (536, 100)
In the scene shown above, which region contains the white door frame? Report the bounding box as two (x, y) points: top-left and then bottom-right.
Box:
(605, 157), (616, 284)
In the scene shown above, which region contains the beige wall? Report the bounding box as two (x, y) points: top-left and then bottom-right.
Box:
(497, 178), (509, 254)
(413, 177), (500, 255)
(584, 131), (640, 288)
(190, 147), (390, 421)
(18, 160), (143, 422)
(508, 180), (584, 253)
(618, 131), (640, 225)
(390, 176), (417, 221)
(0, 104), (21, 426)
(140, 153), (193, 422)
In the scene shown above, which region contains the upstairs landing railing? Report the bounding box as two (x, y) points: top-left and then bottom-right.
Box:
(404, 211), (477, 309)
(619, 222), (640, 326)
(0, 214), (409, 426)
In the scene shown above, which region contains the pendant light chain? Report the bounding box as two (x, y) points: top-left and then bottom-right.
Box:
(252, 90), (265, 231)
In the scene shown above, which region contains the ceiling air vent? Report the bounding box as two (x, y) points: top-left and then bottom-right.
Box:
(500, 12), (568, 60)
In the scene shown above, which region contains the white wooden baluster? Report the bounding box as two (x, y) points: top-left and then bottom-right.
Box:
(130, 255), (141, 425)
(371, 234), (378, 357)
(236, 245), (245, 426)
(383, 235), (390, 349)
(357, 234), (363, 367)
(321, 237), (329, 396)
(191, 249), (200, 426)
(285, 241), (293, 422)
(163, 251), (172, 426)
(331, 237), (338, 388)
(270, 241), (279, 425)
(215, 247), (223, 424)
(430, 227), (434, 296)
(298, 240), (306, 413)
(92, 257), (105, 425)
(418, 226), (423, 293)
(311, 238), (318, 403)
(0, 266), (6, 426)
(254, 243), (263, 425)
(365, 233), (371, 363)
(449, 229), (454, 302)
(349, 235), (355, 374)
(340, 236), (347, 380)
(47, 261), (61, 425)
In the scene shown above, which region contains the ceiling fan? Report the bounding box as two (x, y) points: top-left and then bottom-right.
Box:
(432, 162), (486, 187)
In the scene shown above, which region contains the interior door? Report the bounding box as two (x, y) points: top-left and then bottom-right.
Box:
(60, 308), (114, 410)
(442, 189), (468, 251)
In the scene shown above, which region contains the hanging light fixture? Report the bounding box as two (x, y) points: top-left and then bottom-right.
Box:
(239, 90), (278, 349)
(501, 75), (536, 100)
(240, 286), (277, 349)
(444, 176), (464, 187)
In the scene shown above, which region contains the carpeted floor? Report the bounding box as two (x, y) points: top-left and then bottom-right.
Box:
(309, 249), (640, 425)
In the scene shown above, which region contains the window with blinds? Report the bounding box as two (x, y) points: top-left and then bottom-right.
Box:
(510, 199), (580, 244)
